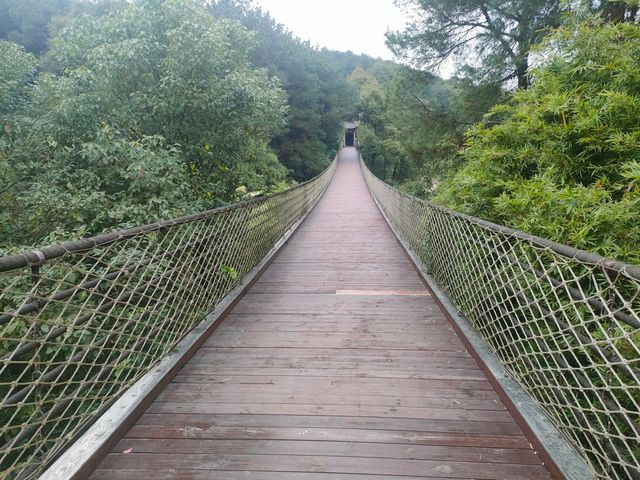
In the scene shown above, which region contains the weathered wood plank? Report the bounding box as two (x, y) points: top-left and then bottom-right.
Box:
(112, 438), (543, 464)
(133, 413), (525, 436)
(203, 330), (466, 349)
(216, 319), (453, 332)
(190, 346), (469, 358)
(90, 471), (444, 480)
(167, 374), (496, 392)
(96, 453), (553, 479)
(126, 424), (530, 449)
(155, 390), (504, 410)
(185, 349), (479, 367)
(221, 313), (452, 323)
(146, 402), (514, 423)
(175, 367), (488, 382)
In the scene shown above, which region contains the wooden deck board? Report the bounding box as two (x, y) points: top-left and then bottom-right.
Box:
(89, 147), (553, 479)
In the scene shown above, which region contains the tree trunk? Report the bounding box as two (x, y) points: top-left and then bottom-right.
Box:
(516, 17), (531, 90)
(604, 1), (628, 22)
(516, 53), (529, 89)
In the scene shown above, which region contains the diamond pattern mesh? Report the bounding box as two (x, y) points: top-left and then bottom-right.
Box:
(0, 158), (336, 479)
(361, 157), (640, 480)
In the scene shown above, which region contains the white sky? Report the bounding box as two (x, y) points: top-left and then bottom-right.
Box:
(251, 0), (408, 60)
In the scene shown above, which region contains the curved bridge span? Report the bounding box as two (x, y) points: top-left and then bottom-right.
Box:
(87, 147), (555, 479)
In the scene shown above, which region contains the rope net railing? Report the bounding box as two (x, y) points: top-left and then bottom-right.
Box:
(0, 157), (336, 480)
(360, 156), (640, 480)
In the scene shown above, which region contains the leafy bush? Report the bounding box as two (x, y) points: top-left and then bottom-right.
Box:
(435, 20), (640, 264)
(0, 0), (289, 251)
(0, 41), (36, 115)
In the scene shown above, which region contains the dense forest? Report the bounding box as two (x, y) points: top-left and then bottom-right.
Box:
(354, 0), (640, 264)
(1, 0), (639, 264)
(0, 0), (369, 252)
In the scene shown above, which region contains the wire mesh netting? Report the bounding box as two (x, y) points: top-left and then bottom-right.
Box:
(0, 158), (336, 480)
(361, 157), (640, 480)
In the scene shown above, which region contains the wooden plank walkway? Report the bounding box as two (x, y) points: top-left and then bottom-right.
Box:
(89, 147), (554, 479)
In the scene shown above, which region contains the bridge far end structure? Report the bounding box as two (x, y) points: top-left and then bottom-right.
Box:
(344, 120), (358, 147)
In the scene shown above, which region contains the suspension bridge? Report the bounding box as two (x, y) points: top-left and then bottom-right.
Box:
(1, 147), (638, 479)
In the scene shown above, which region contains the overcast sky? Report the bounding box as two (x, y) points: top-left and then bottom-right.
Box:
(251, 0), (408, 60)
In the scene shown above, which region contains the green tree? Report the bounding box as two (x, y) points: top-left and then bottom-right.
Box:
(435, 19), (640, 263)
(387, 70), (502, 189)
(0, 0), (72, 53)
(350, 63), (502, 193)
(578, 0), (639, 22)
(209, 0), (356, 180)
(348, 67), (385, 133)
(7, 127), (193, 246)
(37, 0), (287, 196)
(0, 41), (38, 252)
(0, 0), (129, 55)
(387, 0), (564, 88)
(0, 41), (37, 116)
(1, 0), (289, 249)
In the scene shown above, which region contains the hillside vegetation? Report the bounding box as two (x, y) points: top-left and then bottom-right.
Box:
(435, 21), (640, 263)
(1, 0), (638, 264)
(351, 0), (640, 265)
(0, 0), (366, 252)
